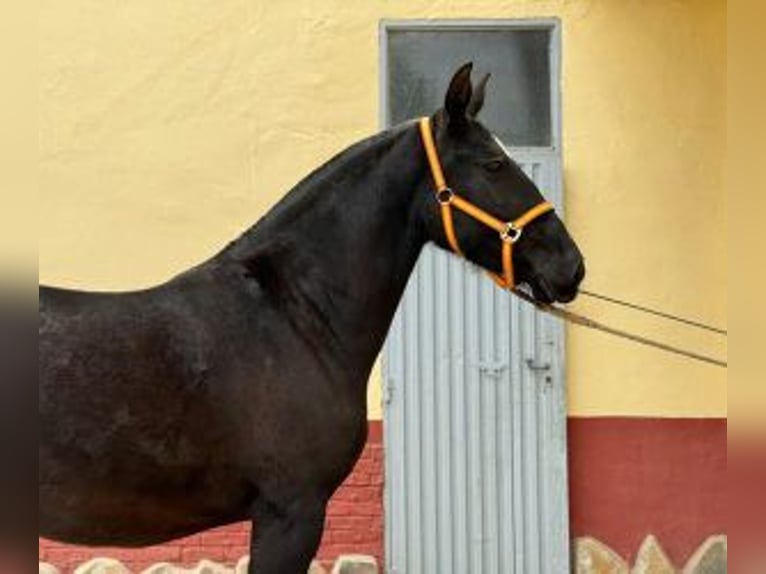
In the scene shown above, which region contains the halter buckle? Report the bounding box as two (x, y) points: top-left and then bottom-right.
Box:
(436, 187), (454, 205)
(500, 222), (522, 243)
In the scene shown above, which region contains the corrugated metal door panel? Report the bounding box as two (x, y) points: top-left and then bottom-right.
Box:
(383, 157), (569, 574)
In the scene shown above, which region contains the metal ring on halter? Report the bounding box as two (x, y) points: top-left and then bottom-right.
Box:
(436, 187), (454, 205)
(500, 222), (522, 243)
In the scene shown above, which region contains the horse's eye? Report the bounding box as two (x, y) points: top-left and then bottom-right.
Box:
(483, 159), (505, 173)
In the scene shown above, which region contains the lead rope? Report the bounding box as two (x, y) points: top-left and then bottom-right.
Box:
(510, 288), (727, 368)
(578, 289), (727, 335)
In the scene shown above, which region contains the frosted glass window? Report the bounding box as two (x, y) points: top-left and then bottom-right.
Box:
(387, 28), (552, 147)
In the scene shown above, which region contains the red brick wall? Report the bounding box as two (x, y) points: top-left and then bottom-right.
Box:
(319, 422), (384, 565)
(38, 422), (385, 573)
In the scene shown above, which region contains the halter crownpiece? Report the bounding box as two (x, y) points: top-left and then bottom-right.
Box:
(418, 116), (554, 289)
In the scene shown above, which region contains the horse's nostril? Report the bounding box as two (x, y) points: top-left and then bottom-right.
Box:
(535, 277), (555, 303)
(549, 260), (585, 304)
(573, 259), (586, 285)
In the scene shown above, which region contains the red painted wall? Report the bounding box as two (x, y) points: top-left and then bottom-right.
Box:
(568, 417), (727, 565)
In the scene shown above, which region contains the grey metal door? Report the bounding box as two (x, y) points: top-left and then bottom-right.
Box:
(381, 21), (569, 574)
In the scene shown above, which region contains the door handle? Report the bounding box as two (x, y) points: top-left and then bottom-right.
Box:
(526, 358), (554, 387)
(525, 358), (551, 372)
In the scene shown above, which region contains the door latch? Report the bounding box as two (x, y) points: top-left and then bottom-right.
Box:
(526, 358), (553, 386)
(525, 358), (551, 372)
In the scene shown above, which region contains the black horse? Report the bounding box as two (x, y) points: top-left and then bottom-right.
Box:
(39, 64), (584, 573)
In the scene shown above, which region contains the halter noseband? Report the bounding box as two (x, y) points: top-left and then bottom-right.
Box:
(418, 116), (554, 289)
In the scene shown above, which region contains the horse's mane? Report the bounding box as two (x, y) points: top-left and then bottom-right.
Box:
(222, 121), (415, 254)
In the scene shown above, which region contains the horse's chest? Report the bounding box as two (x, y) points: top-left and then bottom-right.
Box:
(228, 366), (369, 491)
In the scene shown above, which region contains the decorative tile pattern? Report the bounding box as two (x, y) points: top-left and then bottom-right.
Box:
(682, 536), (727, 574)
(632, 536), (676, 574)
(329, 554), (378, 574)
(573, 536), (727, 574)
(40, 536), (726, 574)
(575, 537), (630, 574)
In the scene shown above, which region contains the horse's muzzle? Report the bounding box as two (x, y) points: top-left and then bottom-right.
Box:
(534, 258), (585, 304)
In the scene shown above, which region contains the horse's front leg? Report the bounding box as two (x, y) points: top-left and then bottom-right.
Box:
(247, 495), (327, 574)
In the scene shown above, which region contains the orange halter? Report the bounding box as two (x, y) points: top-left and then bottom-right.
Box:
(418, 116), (554, 289)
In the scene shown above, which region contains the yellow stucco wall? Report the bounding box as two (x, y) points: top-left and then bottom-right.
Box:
(39, 0), (726, 419)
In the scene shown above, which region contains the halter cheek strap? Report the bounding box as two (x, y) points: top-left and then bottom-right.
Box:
(418, 117), (554, 289)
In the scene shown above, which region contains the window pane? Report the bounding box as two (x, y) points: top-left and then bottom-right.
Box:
(387, 28), (552, 147)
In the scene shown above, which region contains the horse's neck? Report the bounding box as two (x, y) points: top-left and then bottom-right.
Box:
(224, 122), (430, 377)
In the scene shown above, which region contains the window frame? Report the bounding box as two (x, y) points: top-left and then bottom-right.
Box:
(378, 18), (562, 153)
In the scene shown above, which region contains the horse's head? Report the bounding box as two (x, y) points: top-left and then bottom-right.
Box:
(421, 63), (584, 303)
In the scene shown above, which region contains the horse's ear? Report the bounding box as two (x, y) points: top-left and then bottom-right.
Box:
(466, 72), (490, 118)
(444, 62), (473, 131)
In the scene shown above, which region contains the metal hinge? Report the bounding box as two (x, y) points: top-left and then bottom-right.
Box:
(383, 377), (394, 405)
